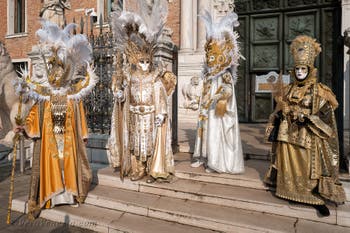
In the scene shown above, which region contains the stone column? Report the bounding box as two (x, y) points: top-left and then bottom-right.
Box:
(343, 0), (350, 131)
(342, 0), (350, 183)
(180, 0), (193, 52)
(345, 27), (350, 176)
(196, 0), (211, 51)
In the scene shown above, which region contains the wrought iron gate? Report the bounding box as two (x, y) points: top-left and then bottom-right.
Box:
(85, 24), (115, 134)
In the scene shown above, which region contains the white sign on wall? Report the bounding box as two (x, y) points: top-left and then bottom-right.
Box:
(255, 71), (290, 93)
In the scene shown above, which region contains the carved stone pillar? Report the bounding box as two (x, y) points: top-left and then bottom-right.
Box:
(342, 0), (350, 177)
(196, 0), (211, 51)
(345, 28), (350, 54)
(180, 0), (193, 52)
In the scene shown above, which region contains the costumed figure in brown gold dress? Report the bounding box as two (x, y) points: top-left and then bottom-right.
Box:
(14, 20), (98, 219)
(108, 3), (176, 183)
(264, 35), (345, 216)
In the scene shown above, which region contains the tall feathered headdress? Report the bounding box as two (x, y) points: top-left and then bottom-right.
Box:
(36, 20), (92, 75)
(110, 0), (168, 66)
(15, 20), (98, 101)
(201, 11), (242, 82)
(290, 35), (321, 69)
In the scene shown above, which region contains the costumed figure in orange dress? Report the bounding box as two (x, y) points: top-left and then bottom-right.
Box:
(14, 20), (98, 219)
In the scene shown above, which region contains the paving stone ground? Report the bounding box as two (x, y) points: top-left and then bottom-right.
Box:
(0, 164), (96, 233)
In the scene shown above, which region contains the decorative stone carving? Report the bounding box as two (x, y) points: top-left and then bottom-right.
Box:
(252, 0), (279, 10)
(40, 0), (71, 27)
(287, 0), (317, 6)
(235, 0), (249, 13)
(288, 15), (314, 39)
(254, 18), (278, 41)
(253, 45), (278, 68)
(213, 0), (235, 16)
(344, 27), (350, 55)
(182, 76), (202, 111)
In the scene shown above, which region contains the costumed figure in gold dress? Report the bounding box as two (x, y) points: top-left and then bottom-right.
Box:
(108, 3), (176, 183)
(191, 11), (245, 174)
(14, 20), (98, 219)
(264, 35), (345, 216)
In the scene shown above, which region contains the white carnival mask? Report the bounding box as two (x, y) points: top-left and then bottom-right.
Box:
(295, 65), (308, 80)
(138, 60), (150, 72)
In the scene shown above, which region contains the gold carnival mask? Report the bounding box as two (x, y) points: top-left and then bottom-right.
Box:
(47, 47), (71, 88)
(290, 35), (321, 69)
(205, 36), (233, 75)
(125, 40), (153, 70)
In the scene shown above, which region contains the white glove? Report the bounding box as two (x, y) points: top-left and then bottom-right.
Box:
(212, 93), (222, 103)
(199, 108), (208, 118)
(155, 114), (165, 127)
(114, 90), (124, 101)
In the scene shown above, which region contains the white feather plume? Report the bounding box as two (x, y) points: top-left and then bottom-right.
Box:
(110, 0), (168, 54)
(200, 11), (242, 84)
(201, 10), (240, 40)
(18, 20), (96, 101)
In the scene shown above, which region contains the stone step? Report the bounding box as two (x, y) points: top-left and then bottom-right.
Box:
(174, 154), (350, 200)
(85, 184), (298, 233)
(95, 166), (350, 226)
(174, 157), (269, 190)
(11, 197), (218, 233)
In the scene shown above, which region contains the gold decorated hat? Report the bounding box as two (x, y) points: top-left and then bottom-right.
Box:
(125, 40), (153, 66)
(290, 35), (321, 68)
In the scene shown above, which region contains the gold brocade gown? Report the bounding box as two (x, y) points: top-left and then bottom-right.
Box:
(25, 100), (92, 214)
(265, 78), (345, 205)
(108, 70), (175, 180)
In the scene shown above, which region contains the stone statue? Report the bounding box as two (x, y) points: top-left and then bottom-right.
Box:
(0, 42), (32, 147)
(182, 76), (202, 110)
(40, 0), (71, 27)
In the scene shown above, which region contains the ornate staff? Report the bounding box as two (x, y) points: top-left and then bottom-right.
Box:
(7, 93), (24, 224)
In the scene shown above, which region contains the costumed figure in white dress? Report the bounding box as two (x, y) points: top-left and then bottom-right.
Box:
(13, 20), (98, 219)
(191, 11), (245, 174)
(108, 2), (177, 183)
(264, 35), (345, 216)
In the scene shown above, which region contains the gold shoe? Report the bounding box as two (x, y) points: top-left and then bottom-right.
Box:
(146, 176), (156, 183)
(130, 171), (145, 181)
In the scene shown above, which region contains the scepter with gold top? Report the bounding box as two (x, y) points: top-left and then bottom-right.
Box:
(6, 75), (26, 224)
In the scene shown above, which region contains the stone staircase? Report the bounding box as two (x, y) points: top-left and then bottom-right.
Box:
(12, 153), (350, 233)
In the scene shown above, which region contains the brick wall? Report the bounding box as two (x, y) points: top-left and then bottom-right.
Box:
(0, 0), (180, 60)
(167, 0), (180, 47)
(0, 0), (42, 60)
(124, 0), (180, 47)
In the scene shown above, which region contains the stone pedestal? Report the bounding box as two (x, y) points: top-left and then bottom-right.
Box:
(177, 51), (205, 152)
(86, 134), (110, 164)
